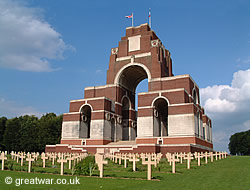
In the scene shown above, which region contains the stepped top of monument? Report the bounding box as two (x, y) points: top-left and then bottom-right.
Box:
(124, 23), (159, 39)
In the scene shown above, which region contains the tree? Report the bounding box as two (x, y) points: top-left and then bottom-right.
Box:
(19, 115), (39, 152)
(229, 130), (250, 155)
(3, 117), (21, 152)
(0, 117), (7, 150)
(37, 113), (62, 152)
(1, 113), (62, 153)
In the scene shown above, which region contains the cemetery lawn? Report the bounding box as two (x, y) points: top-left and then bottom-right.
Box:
(0, 156), (249, 190)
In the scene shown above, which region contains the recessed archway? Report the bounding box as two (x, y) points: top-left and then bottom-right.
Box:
(115, 63), (151, 92)
(116, 64), (150, 141)
(153, 97), (169, 137)
(111, 117), (116, 142)
(122, 96), (130, 140)
(80, 105), (91, 138)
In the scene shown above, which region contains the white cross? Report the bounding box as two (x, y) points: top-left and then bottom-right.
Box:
(184, 153), (194, 169)
(26, 155), (35, 173)
(19, 153), (25, 167)
(197, 152), (203, 166)
(95, 154), (108, 178)
(0, 152), (7, 170)
(67, 156), (75, 169)
(129, 154), (140, 171)
(142, 155), (157, 180)
(169, 154), (180, 173)
(122, 154), (130, 168)
(57, 158), (67, 175)
(41, 153), (48, 168)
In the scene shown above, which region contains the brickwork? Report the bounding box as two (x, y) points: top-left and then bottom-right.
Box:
(47, 23), (213, 154)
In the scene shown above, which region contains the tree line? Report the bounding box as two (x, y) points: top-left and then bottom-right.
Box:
(0, 113), (62, 153)
(228, 129), (250, 155)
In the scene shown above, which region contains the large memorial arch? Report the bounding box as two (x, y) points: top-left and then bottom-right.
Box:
(46, 23), (213, 154)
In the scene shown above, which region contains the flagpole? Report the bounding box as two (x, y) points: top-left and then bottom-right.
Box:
(149, 8), (151, 28)
(132, 12), (134, 27)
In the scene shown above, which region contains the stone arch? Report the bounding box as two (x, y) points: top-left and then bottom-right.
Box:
(110, 117), (116, 142)
(122, 96), (130, 140)
(121, 95), (132, 109)
(192, 88), (198, 104)
(153, 97), (169, 137)
(80, 105), (92, 138)
(79, 103), (93, 113)
(151, 96), (170, 107)
(114, 63), (151, 91)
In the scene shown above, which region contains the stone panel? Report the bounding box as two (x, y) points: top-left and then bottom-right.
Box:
(62, 121), (80, 138)
(137, 116), (153, 138)
(168, 114), (195, 136)
(90, 120), (104, 139)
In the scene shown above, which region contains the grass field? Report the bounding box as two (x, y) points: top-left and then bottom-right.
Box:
(0, 156), (249, 190)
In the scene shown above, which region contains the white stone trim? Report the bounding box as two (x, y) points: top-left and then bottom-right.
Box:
(150, 74), (199, 88)
(85, 96), (113, 102)
(116, 52), (151, 62)
(126, 23), (149, 30)
(70, 99), (85, 103)
(45, 145), (56, 147)
(168, 103), (193, 107)
(84, 84), (118, 90)
(138, 88), (186, 95)
(79, 103), (93, 112)
(64, 112), (80, 115)
(168, 113), (194, 118)
(138, 106), (153, 109)
(115, 102), (122, 106)
(159, 143), (193, 147)
(121, 95), (132, 109)
(151, 96), (170, 106)
(114, 62), (152, 85)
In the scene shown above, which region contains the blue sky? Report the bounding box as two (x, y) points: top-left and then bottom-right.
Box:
(0, 0), (249, 152)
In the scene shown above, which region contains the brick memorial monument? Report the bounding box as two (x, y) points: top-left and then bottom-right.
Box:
(46, 23), (213, 154)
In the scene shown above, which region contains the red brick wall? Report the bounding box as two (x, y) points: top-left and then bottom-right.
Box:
(63, 113), (80, 122)
(86, 139), (111, 145)
(61, 139), (82, 145)
(69, 101), (85, 112)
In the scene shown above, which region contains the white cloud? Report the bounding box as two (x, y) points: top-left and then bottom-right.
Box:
(0, 0), (72, 72)
(200, 69), (250, 152)
(0, 97), (42, 118)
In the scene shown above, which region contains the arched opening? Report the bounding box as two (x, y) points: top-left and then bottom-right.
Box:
(118, 65), (149, 91)
(80, 105), (91, 138)
(111, 118), (116, 142)
(153, 98), (168, 137)
(122, 96), (130, 140)
(196, 112), (200, 138)
(193, 88), (198, 104)
(117, 64), (149, 141)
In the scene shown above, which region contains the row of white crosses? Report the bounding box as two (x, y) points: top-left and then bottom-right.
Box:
(105, 152), (162, 180)
(1, 150), (227, 178)
(7, 151), (88, 175)
(165, 151), (228, 173)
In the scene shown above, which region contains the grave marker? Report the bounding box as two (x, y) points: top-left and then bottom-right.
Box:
(0, 152), (7, 170)
(26, 155), (35, 173)
(95, 154), (108, 178)
(169, 154), (180, 173)
(129, 154), (140, 171)
(142, 155), (157, 180)
(184, 153), (194, 169)
(57, 158), (67, 175)
(41, 153), (48, 168)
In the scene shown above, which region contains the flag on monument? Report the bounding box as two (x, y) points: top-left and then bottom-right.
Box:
(125, 13), (133, 18)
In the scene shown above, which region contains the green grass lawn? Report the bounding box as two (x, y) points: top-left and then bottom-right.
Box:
(0, 156), (249, 190)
